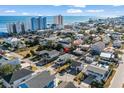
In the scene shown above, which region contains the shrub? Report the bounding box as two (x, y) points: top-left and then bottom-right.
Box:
(24, 53), (31, 58)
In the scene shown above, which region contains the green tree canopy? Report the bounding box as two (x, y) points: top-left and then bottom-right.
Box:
(0, 64), (14, 76)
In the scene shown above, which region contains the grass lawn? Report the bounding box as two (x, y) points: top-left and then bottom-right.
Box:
(15, 45), (39, 58)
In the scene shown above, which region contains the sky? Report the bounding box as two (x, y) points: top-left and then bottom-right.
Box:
(0, 5), (124, 17)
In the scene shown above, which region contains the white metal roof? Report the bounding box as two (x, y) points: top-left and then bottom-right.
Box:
(100, 52), (112, 58)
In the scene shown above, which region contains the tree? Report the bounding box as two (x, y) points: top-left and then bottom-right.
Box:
(70, 45), (76, 51)
(15, 64), (21, 70)
(97, 27), (104, 34)
(30, 50), (35, 55)
(95, 55), (100, 61)
(91, 80), (104, 88)
(36, 45), (43, 51)
(66, 59), (73, 64)
(74, 72), (85, 84)
(24, 53), (31, 58)
(47, 40), (53, 49)
(0, 81), (3, 88)
(89, 30), (96, 34)
(56, 44), (63, 51)
(2, 42), (12, 48)
(109, 63), (115, 70)
(34, 38), (39, 45)
(0, 64), (14, 76)
(121, 35), (124, 40)
(78, 30), (85, 34)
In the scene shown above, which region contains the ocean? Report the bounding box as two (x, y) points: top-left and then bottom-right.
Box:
(0, 16), (99, 33)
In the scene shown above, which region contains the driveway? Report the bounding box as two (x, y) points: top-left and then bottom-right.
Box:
(109, 53), (124, 88)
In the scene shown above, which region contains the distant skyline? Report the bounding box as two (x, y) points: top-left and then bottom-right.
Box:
(0, 5), (124, 17)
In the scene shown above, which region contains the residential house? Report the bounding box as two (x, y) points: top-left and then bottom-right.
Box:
(58, 38), (72, 48)
(57, 81), (76, 88)
(111, 33), (121, 40)
(85, 62), (110, 82)
(73, 48), (85, 56)
(93, 36), (102, 42)
(4, 37), (26, 49)
(103, 35), (111, 45)
(79, 44), (90, 51)
(18, 71), (55, 88)
(68, 61), (83, 75)
(37, 50), (60, 59)
(54, 53), (76, 66)
(73, 39), (82, 46)
(36, 50), (60, 66)
(59, 37), (72, 44)
(85, 56), (94, 64)
(100, 52), (115, 61)
(0, 55), (20, 67)
(2, 69), (34, 88)
(39, 39), (48, 46)
(45, 36), (58, 43)
(113, 40), (122, 48)
(4, 38), (20, 48)
(75, 34), (84, 40)
(90, 41), (105, 55)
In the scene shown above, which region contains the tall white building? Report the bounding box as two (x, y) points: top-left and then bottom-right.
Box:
(7, 23), (13, 34)
(7, 23), (17, 34)
(7, 22), (26, 34)
(16, 22), (22, 33)
(24, 20), (32, 32)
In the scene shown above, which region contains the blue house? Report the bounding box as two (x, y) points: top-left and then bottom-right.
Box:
(91, 41), (105, 55)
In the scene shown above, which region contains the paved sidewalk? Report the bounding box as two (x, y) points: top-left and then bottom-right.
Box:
(109, 54), (124, 88)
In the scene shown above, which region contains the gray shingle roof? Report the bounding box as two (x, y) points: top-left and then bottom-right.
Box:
(57, 82), (76, 88)
(71, 61), (82, 67)
(48, 50), (60, 57)
(36, 50), (60, 57)
(91, 41), (105, 51)
(3, 69), (33, 84)
(25, 71), (55, 88)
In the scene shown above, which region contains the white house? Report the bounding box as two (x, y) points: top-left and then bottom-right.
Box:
(100, 52), (115, 61)
(4, 37), (26, 49)
(85, 62), (110, 82)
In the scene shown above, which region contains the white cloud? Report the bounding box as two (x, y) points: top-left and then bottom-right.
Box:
(22, 12), (30, 15)
(37, 14), (43, 16)
(53, 5), (61, 6)
(86, 9), (104, 13)
(4, 10), (16, 13)
(66, 9), (82, 14)
(113, 5), (121, 7)
(73, 5), (86, 8)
